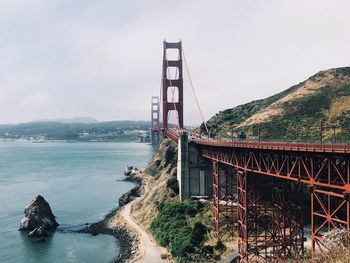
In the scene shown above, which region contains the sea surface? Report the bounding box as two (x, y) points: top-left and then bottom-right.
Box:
(0, 141), (154, 263)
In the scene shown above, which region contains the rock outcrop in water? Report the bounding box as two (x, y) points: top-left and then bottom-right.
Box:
(19, 195), (59, 233)
(28, 226), (48, 238)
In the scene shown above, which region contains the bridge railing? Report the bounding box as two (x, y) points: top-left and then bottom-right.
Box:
(194, 139), (350, 154)
(165, 129), (180, 145)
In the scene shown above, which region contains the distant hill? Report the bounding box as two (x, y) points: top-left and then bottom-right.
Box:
(0, 120), (150, 141)
(202, 67), (350, 143)
(34, 116), (98, 124)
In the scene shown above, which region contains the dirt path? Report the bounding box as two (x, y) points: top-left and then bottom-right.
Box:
(119, 199), (168, 263)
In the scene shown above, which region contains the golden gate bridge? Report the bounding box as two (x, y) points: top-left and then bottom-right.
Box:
(151, 40), (350, 262)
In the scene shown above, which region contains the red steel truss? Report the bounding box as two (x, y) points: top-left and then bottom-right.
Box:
(236, 169), (304, 262)
(160, 129), (350, 259)
(201, 144), (350, 260)
(237, 169), (248, 262)
(270, 178), (304, 258)
(213, 161), (220, 240)
(195, 140), (350, 154)
(212, 162), (237, 241)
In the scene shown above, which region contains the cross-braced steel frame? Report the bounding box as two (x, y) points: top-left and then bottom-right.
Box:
(203, 145), (350, 261)
(235, 169), (304, 262)
(213, 162), (237, 241)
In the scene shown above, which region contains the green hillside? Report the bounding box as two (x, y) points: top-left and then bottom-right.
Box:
(201, 67), (350, 143)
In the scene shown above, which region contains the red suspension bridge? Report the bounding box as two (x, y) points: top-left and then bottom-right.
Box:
(152, 40), (350, 262)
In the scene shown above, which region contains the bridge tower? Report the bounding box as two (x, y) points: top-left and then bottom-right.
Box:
(150, 96), (160, 144)
(162, 40), (184, 131)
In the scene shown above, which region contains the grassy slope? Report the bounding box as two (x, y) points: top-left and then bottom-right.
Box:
(203, 67), (350, 142)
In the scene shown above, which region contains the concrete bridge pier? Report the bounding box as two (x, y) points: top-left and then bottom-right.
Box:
(177, 132), (212, 200)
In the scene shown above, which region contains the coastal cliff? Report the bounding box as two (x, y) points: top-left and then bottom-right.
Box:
(131, 139), (178, 228)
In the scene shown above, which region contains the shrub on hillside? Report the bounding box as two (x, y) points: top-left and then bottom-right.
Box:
(145, 140), (177, 178)
(191, 222), (207, 247)
(150, 201), (206, 258)
(166, 176), (179, 194)
(169, 226), (194, 257)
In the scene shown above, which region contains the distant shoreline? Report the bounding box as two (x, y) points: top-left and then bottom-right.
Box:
(0, 120), (151, 144)
(0, 139), (151, 143)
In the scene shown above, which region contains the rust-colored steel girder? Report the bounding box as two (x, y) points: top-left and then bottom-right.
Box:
(236, 170), (304, 262)
(202, 145), (350, 260)
(195, 140), (350, 154)
(200, 145), (350, 193)
(237, 170), (248, 262)
(213, 161), (220, 240)
(212, 162), (237, 241)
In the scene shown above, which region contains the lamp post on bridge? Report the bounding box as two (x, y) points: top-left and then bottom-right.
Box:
(332, 124), (336, 144)
(319, 119), (323, 145)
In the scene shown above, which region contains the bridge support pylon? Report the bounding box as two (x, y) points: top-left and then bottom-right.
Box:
(150, 96), (160, 145)
(177, 132), (189, 200)
(162, 40), (184, 132)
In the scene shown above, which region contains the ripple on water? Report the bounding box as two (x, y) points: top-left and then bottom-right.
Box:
(0, 141), (154, 263)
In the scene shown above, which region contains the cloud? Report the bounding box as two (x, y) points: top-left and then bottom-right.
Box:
(19, 92), (53, 107)
(0, 0), (350, 124)
(0, 88), (9, 101)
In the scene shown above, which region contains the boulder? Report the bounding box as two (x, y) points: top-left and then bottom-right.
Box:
(28, 226), (48, 238)
(19, 195), (59, 231)
(124, 165), (133, 175)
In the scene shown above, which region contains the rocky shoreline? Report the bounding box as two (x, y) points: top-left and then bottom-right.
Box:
(77, 173), (143, 263)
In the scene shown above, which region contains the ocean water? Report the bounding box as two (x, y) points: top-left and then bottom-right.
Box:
(0, 141), (154, 263)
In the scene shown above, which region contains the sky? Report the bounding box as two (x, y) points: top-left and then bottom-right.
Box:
(1, 0), (350, 125)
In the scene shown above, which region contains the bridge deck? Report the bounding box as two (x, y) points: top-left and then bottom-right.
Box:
(194, 140), (350, 154)
(164, 129), (350, 154)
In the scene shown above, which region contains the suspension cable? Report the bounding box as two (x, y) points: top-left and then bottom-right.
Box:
(159, 69), (163, 129)
(182, 47), (209, 135)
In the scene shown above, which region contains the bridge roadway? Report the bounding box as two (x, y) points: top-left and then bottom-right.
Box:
(167, 128), (350, 192)
(166, 129), (350, 154)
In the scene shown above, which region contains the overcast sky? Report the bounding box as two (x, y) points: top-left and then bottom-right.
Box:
(1, 0), (350, 124)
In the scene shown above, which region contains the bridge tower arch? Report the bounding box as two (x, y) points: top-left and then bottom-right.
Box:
(162, 40), (184, 130)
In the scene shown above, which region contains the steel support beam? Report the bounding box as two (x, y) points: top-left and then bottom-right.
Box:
(237, 169), (248, 262)
(213, 162), (237, 242)
(213, 161), (220, 240)
(202, 146), (349, 260)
